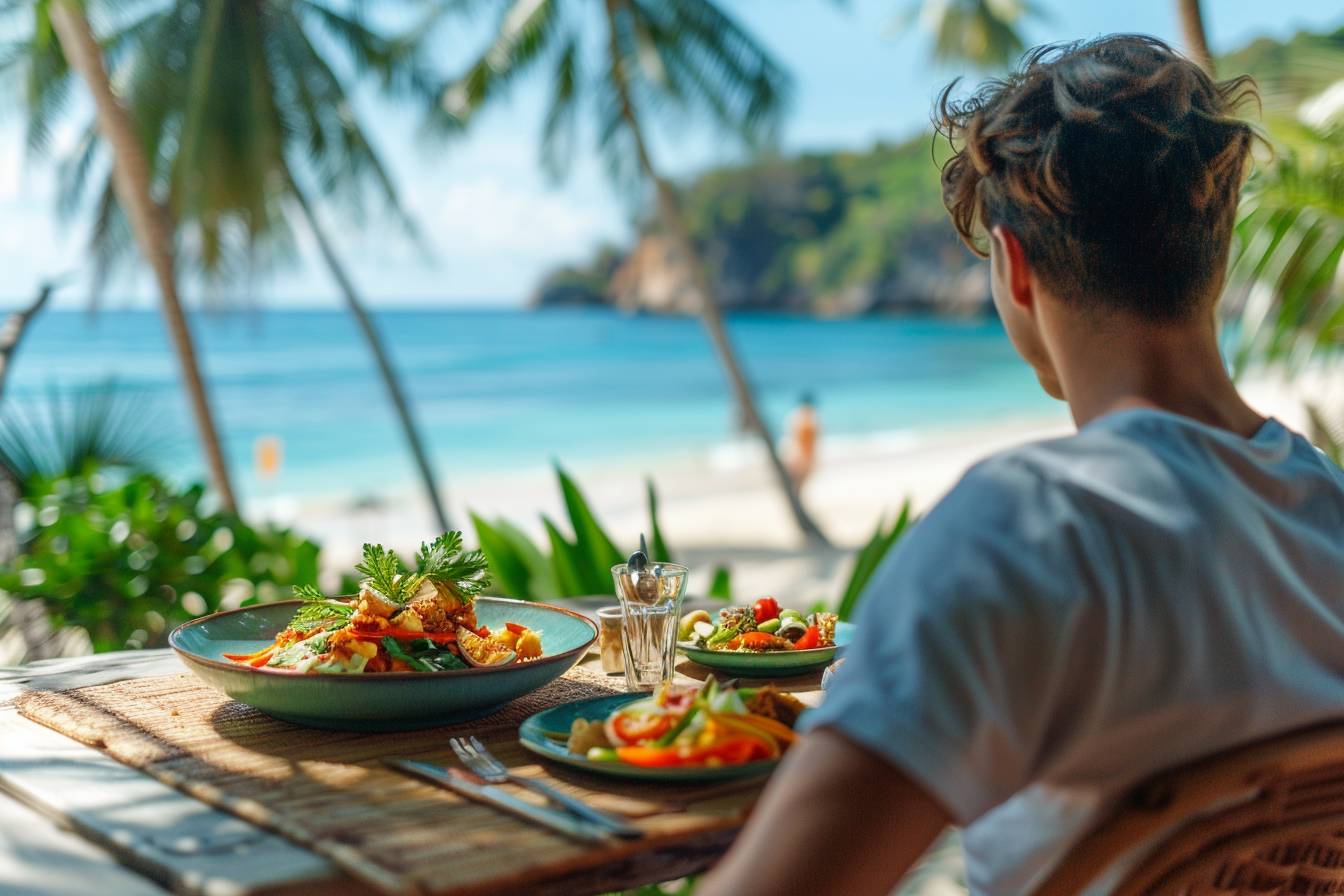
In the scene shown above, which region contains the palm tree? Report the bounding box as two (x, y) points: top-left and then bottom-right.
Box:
(903, 0), (1043, 70)
(434, 0), (829, 546)
(905, 0), (1215, 75)
(43, 0), (453, 532)
(1176, 0), (1215, 75)
(3, 0), (239, 511)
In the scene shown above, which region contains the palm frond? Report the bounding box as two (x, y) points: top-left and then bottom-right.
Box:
(539, 29), (579, 181)
(0, 381), (161, 486)
(1227, 118), (1344, 373)
(902, 0), (1043, 71)
(431, 0), (560, 132)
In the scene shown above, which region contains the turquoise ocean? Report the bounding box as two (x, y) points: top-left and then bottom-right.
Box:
(8, 309), (1060, 500)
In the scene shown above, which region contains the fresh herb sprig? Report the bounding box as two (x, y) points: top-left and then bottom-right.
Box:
(416, 532), (491, 599)
(355, 543), (422, 604)
(288, 586), (356, 633)
(354, 532), (492, 606)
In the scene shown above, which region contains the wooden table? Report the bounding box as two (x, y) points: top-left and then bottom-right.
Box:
(0, 644), (831, 895)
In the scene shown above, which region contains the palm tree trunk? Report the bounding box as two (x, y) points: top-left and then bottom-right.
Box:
(48, 0), (237, 512)
(0, 278), (61, 402)
(601, 0), (829, 547)
(285, 174), (452, 534)
(1176, 0), (1215, 75)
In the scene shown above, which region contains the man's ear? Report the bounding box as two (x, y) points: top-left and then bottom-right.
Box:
(990, 225), (1034, 314)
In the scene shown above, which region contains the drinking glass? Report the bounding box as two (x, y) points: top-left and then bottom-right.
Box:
(611, 562), (688, 692)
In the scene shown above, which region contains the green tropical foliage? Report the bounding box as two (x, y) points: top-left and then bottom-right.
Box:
(836, 499), (915, 621)
(0, 381), (157, 482)
(20, 0), (422, 290)
(471, 467), (681, 601)
(1229, 119), (1344, 373)
(0, 469), (320, 652)
(0, 384), (319, 652)
(430, 0), (790, 185)
(540, 136), (962, 314)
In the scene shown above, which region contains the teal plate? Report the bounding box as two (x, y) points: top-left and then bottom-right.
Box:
(518, 694), (778, 782)
(677, 621), (855, 676)
(170, 598), (597, 732)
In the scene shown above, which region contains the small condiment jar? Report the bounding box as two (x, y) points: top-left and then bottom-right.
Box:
(596, 606), (624, 675)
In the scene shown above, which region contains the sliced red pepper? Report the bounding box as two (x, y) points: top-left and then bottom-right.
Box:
(739, 631), (788, 651)
(792, 625), (821, 651)
(223, 646), (273, 662)
(247, 649), (277, 668)
(505, 622), (527, 635)
(616, 735), (771, 768)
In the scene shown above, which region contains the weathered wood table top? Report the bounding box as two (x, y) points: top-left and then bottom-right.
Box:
(0, 640), (828, 896)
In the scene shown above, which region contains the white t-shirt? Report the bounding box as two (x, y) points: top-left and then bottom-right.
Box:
(802, 407), (1344, 894)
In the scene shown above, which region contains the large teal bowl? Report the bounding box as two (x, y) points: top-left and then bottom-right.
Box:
(169, 598), (598, 731)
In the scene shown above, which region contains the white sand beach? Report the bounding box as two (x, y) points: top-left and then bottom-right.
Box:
(261, 365), (1337, 608)
(271, 409), (1070, 602)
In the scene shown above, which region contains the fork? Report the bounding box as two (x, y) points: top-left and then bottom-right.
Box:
(448, 736), (643, 839)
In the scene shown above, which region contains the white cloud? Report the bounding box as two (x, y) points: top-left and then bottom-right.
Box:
(417, 174), (617, 259)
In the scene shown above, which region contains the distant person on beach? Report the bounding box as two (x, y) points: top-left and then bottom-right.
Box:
(701, 35), (1344, 896)
(783, 393), (819, 489)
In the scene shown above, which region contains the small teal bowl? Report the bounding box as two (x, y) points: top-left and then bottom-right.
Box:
(170, 597), (598, 731)
(677, 620), (855, 677)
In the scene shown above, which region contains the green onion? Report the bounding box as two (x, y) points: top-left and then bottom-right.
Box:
(381, 636), (434, 672)
(655, 705), (699, 747)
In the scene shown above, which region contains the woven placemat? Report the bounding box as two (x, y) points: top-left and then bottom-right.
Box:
(15, 666), (762, 896)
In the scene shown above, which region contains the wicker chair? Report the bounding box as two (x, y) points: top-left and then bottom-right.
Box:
(1030, 721), (1344, 895)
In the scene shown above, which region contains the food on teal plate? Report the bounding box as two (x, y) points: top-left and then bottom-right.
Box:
(565, 679), (805, 768)
(223, 532), (542, 674)
(680, 598), (838, 653)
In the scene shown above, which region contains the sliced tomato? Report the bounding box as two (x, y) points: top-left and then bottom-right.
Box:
(504, 622), (528, 635)
(611, 712), (674, 744)
(792, 625), (821, 651)
(349, 628), (457, 644)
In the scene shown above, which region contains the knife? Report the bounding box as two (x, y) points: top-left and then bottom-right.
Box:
(383, 758), (615, 844)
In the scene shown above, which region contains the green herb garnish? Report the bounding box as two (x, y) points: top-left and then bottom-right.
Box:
(355, 542), (422, 604)
(289, 595), (356, 633)
(416, 532), (491, 599)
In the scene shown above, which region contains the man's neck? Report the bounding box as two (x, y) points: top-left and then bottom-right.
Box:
(1047, 312), (1266, 437)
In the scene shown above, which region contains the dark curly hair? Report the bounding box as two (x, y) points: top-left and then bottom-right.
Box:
(937, 35), (1261, 320)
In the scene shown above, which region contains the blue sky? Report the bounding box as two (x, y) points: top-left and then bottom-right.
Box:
(1, 0), (1340, 309)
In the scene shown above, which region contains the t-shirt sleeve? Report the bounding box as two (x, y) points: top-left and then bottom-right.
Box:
(800, 458), (1094, 824)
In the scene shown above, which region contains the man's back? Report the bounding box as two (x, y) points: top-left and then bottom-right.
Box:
(697, 36), (1341, 896)
(807, 408), (1344, 892)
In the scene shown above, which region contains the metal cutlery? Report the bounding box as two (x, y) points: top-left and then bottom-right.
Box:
(448, 736), (643, 839)
(382, 758), (614, 844)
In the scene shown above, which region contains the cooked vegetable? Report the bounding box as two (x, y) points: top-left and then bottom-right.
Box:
(573, 680), (803, 769)
(678, 609), (712, 641)
(224, 531), (541, 676)
(793, 625), (821, 651)
(690, 601), (838, 654)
